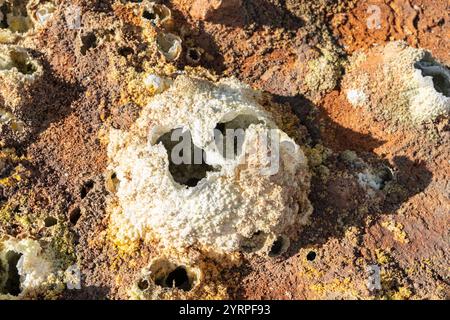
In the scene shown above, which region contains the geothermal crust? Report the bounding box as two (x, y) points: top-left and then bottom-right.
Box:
(107, 75), (312, 254)
(0, 237), (53, 298)
(343, 41), (450, 124)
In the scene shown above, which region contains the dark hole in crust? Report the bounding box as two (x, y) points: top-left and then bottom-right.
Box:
(306, 251), (316, 261)
(137, 279), (149, 290)
(240, 231), (267, 253)
(80, 33), (98, 55)
(0, 2), (30, 32)
(379, 166), (394, 190)
(0, 4), (8, 28)
(157, 129), (216, 187)
(80, 180), (94, 199)
(69, 207), (81, 225)
(214, 115), (262, 159)
(1, 251), (22, 296)
(164, 266), (191, 291)
(9, 50), (37, 75)
(414, 61), (450, 97)
(142, 10), (156, 21)
(187, 48), (201, 64)
(118, 46), (134, 57)
(44, 216), (57, 227)
(268, 236), (285, 257)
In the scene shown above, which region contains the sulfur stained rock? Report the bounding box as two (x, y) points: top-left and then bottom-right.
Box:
(0, 107), (24, 132)
(156, 32), (182, 62)
(141, 1), (173, 29)
(0, 0), (32, 43)
(0, 44), (43, 114)
(27, 0), (56, 27)
(0, 0), (56, 43)
(107, 75), (312, 254)
(0, 235), (80, 299)
(343, 41), (450, 126)
(130, 257), (203, 300)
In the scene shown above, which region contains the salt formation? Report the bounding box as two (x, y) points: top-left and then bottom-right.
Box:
(343, 41), (450, 124)
(156, 32), (182, 61)
(0, 0), (56, 43)
(0, 107), (23, 132)
(0, 237), (54, 298)
(141, 1), (173, 28)
(0, 44), (43, 113)
(107, 75), (312, 254)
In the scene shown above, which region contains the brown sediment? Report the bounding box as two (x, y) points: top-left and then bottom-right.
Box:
(0, 0), (448, 300)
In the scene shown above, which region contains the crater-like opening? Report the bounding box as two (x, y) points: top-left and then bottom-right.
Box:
(377, 166), (394, 190)
(164, 267), (191, 291)
(157, 129), (216, 187)
(186, 48), (201, 64)
(156, 33), (181, 61)
(415, 61), (450, 97)
(268, 235), (289, 257)
(80, 180), (94, 199)
(80, 32), (98, 55)
(240, 231), (267, 253)
(306, 251), (316, 261)
(0, 251), (22, 296)
(137, 278), (149, 290)
(0, 3), (8, 28)
(142, 10), (156, 21)
(148, 259), (197, 292)
(69, 207), (81, 225)
(0, 0), (32, 33)
(214, 114), (262, 159)
(142, 4), (170, 25)
(44, 216), (57, 227)
(118, 46), (134, 57)
(0, 50), (38, 75)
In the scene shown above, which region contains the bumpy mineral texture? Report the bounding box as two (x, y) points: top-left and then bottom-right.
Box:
(0, 0), (448, 301)
(107, 75), (312, 254)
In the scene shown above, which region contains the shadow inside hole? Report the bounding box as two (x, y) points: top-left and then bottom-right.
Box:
(0, 1), (31, 33)
(156, 129), (216, 187)
(3, 50), (38, 75)
(240, 231), (267, 253)
(164, 266), (192, 291)
(80, 33), (98, 55)
(0, 251), (22, 296)
(137, 278), (149, 291)
(44, 216), (57, 227)
(118, 46), (134, 57)
(268, 236), (288, 257)
(414, 61), (450, 97)
(149, 259), (197, 292)
(306, 251), (316, 261)
(214, 114), (262, 159)
(142, 10), (156, 21)
(153, 266), (192, 291)
(0, 3), (8, 28)
(80, 180), (94, 199)
(69, 207), (81, 225)
(186, 48), (201, 64)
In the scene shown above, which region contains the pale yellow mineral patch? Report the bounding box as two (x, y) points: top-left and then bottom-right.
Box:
(0, 44), (43, 112)
(344, 41), (450, 124)
(107, 75), (312, 254)
(0, 237), (54, 299)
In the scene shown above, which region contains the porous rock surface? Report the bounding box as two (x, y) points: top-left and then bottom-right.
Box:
(107, 75), (312, 253)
